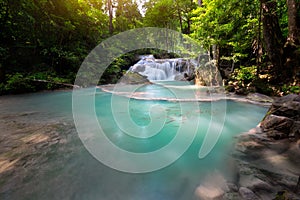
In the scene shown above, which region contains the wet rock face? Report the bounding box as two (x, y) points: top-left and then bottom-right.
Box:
(238, 187), (260, 200)
(246, 93), (273, 103)
(230, 94), (300, 200)
(260, 94), (300, 140)
(119, 72), (151, 84)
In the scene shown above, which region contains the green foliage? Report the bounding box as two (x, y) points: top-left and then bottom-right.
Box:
(281, 84), (300, 95)
(4, 73), (35, 93)
(191, 0), (260, 63)
(115, 0), (142, 32)
(143, 0), (178, 29)
(231, 66), (257, 85)
(0, 71), (73, 94)
(0, 0), (296, 95)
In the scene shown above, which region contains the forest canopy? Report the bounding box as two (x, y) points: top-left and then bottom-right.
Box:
(0, 0), (299, 95)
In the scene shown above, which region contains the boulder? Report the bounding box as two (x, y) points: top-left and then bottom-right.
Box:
(118, 72), (150, 84)
(290, 121), (300, 138)
(260, 114), (294, 135)
(270, 94), (300, 119)
(195, 185), (225, 200)
(259, 94), (300, 139)
(225, 85), (235, 92)
(130, 64), (145, 73)
(238, 187), (260, 200)
(235, 88), (247, 95)
(239, 174), (272, 192)
(265, 130), (288, 139)
(194, 171), (229, 200)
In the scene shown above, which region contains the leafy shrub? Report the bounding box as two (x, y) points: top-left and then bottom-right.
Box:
(231, 66), (257, 85)
(281, 84), (300, 95)
(0, 71), (74, 95)
(5, 73), (36, 93)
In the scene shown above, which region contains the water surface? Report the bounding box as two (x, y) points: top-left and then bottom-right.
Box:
(0, 85), (268, 200)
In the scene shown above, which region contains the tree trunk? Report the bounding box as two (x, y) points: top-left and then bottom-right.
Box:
(260, 0), (285, 82)
(256, 1), (263, 77)
(176, 3), (183, 33)
(187, 18), (191, 34)
(286, 0), (299, 44)
(284, 0), (300, 83)
(0, 64), (5, 83)
(213, 44), (220, 68)
(108, 0), (113, 35)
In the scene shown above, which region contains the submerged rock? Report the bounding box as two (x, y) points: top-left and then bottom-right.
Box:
(194, 171), (229, 200)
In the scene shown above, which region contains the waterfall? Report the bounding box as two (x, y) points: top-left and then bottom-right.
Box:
(129, 55), (190, 81)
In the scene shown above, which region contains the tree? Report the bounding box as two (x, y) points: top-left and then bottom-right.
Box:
(143, 0), (178, 29)
(260, 0), (285, 81)
(115, 0), (142, 32)
(260, 0), (300, 83)
(0, 0), (110, 93)
(192, 0), (261, 68)
(285, 0), (300, 83)
(174, 0), (197, 34)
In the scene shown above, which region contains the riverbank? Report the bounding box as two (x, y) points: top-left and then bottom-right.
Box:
(195, 94), (300, 199)
(0, 111), (81, 199)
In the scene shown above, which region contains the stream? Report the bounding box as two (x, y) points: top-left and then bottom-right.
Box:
(0, 81), (268, 200)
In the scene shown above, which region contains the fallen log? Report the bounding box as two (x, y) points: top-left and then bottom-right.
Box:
(28, 79), (81, 89)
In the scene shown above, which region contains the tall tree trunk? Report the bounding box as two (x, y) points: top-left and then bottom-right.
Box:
(176, 3), (183, 33)
(284, 0), (300, 83)
(256, 1), (263, 77)
(187, 18), (191, 34)
(260, 0), (285, 82)
(108, 0), (113, 35)
(286, 0), (299, 44)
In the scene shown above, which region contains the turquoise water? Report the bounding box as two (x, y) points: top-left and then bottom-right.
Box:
(0, 84), (268, 200)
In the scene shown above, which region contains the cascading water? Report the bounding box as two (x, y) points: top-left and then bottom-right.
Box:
(129, 55), (191, 81)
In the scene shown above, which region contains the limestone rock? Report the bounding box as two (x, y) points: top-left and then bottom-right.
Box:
(290, 121), (300, 138)
(260, 94), (300, 139)
(270, 94), (300, 119)
(246, 93), (273, 103)
(230, 95), (300, 200)
(238, 187), (259, 200)
(235, 88), (247, 95)
(261, 115), (294, 132)
(239, 175), (272, 192)
(195, 185), (225, 200)
(119, 72), (150, 84)
(265, 130), (288, 139)
(223, 192), (240, 200)
(195, 171), (229, 200)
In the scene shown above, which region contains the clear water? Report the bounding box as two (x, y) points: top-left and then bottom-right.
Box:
(0, 83), (268, 200)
